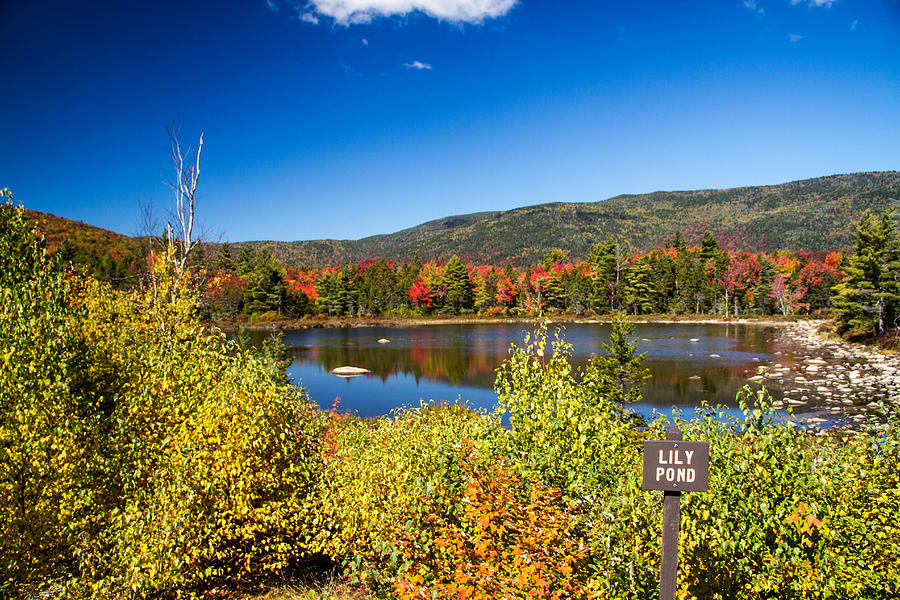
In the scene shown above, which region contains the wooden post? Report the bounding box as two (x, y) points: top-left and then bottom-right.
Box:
(642, 425), (708, 600)
(659, 426), (682, 600)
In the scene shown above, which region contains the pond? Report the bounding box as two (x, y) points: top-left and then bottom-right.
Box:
(243, 322), (800, 422)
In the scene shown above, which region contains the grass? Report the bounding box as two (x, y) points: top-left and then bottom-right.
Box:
(236, 577), (376, 600)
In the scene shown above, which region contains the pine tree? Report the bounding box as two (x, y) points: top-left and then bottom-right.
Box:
(442, 255), (473, 314)
(623, 255), (654, 315)
(212, 242), (235, 273)
(542, 248), (565, 270)
(235, 246), (254, 275)
(587, 317), (651, 407)
(588, 238), (617, 313)
(831, 210), (900, 339)
(242, 251), (285, 315)
(474, 278), (494, 313)
(701, 230), (719, 262)
(563, 267), (592, 314)
(398, 257), (423, 310)
(315, 269), (352, 317)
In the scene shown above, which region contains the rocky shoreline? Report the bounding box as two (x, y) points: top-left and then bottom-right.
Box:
(751, 320), (899, 427)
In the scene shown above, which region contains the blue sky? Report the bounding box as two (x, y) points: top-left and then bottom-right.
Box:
(1, 0), (898, 242)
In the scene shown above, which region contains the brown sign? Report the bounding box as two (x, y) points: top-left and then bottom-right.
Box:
(642, 440), (709, 492)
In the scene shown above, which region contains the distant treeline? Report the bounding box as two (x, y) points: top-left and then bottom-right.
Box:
(201, 231), (843, 321)
(42, 208), (899, 342)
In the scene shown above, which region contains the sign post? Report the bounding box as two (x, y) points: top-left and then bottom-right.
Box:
(642, 426), (709, 600)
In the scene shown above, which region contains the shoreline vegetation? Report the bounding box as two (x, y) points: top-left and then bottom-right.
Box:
(213, 312), (814, 332)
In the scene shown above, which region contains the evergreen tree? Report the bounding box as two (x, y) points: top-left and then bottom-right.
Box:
(357, 258), (398, 315)
(650, 251), (677, 313)
(752, 255), (776, 315)
(587, 317), (651, 407)
(701, 230), (719, 262)
(398, 258), (423, 311)
(542, 248), (565, 270)
(315, 269), (352, 317)
(542, 271), (566, 310)
(588, 238), (617, 313)
(474, 278), (494, 313)
(674, 250), (704, 314)
(623, 256), (654, 315)
(831, 210), (900, 339)
(235, 246), (254, 275)
(242, 251), (286, 315)
(442, 255), (473, 314)
(563, 267), (593, 314)
(55, 239), (78, 265)
(212, 242), (235, 273)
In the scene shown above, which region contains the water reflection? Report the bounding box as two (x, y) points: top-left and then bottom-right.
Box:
(244, 323), (787, 419)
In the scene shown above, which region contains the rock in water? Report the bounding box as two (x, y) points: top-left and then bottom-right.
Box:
(331, 366), (371, 378)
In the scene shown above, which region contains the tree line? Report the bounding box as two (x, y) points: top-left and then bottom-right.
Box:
(204, 231), (844, 318)
(47, 208), (898, 342)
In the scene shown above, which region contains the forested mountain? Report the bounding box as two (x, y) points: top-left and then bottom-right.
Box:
(239, 172), (900, 267)
(25, 172), (900, 269)
(24, 209), (144, 283)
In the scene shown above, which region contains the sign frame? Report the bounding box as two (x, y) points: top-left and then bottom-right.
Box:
(642, 439), (709, 492)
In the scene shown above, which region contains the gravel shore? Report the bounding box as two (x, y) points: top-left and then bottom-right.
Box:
(756, 320), (899, 427)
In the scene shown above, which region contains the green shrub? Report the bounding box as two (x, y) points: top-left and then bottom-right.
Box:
(316, 403), (493, 589)
(0, 194), (103, 595)
(1, 194), (328, 597)
(493, 324), (640, 499)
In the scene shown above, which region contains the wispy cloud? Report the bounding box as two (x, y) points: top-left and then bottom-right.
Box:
(300, 11), (319, 24)
(362, 37), (369, 45)
(789, 33), (805, 42)
(290, 0), (517, 26)
(404, 60), (433, 70)
(743, 0), (764, 15)
(265, 0), (279, 11)
(850, 19), (859, 31)
(339, 61), (362, 75)
(791, 0), (836, 7)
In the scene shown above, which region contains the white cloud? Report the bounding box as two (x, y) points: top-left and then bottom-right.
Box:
(362, 37), (369, 45)
(404, 60), (433, 69)
(266, 0), (280, 11)
(850, 19), (859, 31)
(300, 10), (320, 23)
(791, 0), (836, 7)
(789, 33), (804, 41)
(743, 0), (764, 14)
(300, 0), (517, 25)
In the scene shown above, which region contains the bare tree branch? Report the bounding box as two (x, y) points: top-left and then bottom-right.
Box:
(165, 123), (204, 276)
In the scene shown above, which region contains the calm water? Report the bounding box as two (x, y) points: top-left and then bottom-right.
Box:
(244, 322), (791, 421)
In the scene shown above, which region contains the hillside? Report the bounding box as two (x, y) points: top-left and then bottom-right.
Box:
(24, 209), (144, 284)
(24, 172), (900, 269)
(237, 172), (900, 267)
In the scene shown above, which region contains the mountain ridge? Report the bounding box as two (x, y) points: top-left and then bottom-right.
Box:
(237, 171), (900, 267)
(24, 171), (900, 268)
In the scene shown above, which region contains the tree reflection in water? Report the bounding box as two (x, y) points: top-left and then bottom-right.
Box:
(244, 323), (790, 418)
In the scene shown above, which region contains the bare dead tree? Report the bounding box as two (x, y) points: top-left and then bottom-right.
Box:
(165, 123), (204, 277)
(136, 198), (163, 297)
